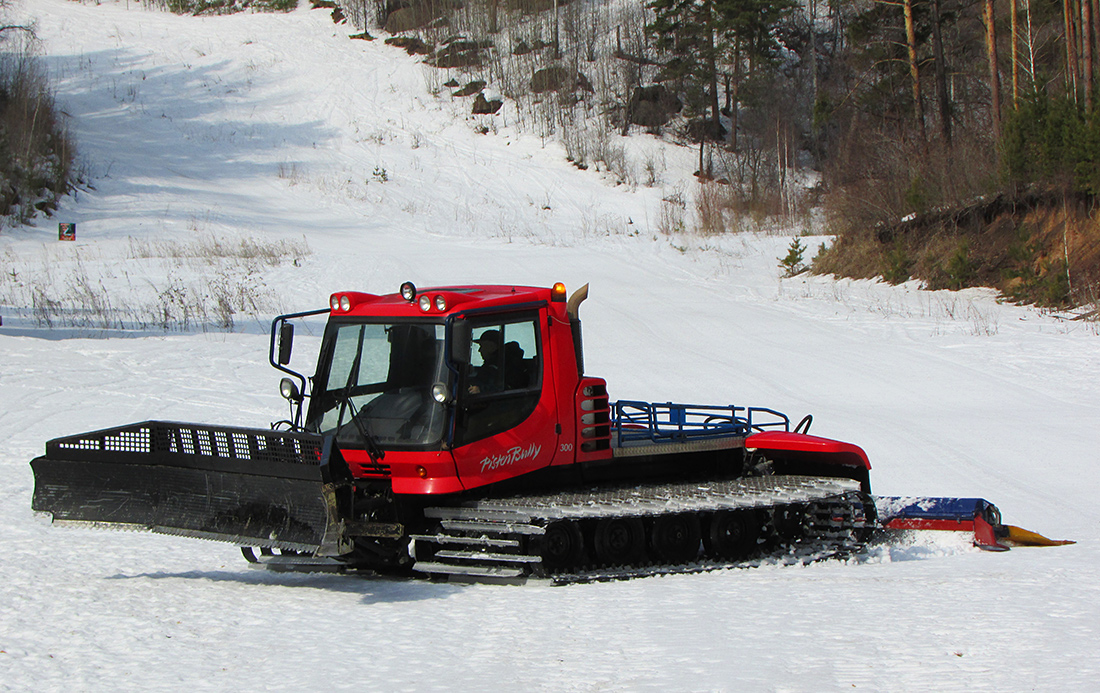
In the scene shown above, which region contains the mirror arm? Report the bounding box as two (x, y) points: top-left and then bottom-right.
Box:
(269, 307), (329, 399)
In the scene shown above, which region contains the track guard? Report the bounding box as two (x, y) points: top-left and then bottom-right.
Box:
(30, 421), (353, 556)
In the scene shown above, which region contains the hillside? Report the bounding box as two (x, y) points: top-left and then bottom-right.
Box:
(817, 187), (1100, 310)
(1, 3), (1098, 691)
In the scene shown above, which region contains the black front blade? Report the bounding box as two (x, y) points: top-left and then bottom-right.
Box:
(30, 421), (350, 555)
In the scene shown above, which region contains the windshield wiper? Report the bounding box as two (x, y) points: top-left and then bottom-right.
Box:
(332, 327), (385, 466)
(336, 391), (386, 465)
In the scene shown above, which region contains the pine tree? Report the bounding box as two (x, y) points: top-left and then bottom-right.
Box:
(647, 0), (795, 142)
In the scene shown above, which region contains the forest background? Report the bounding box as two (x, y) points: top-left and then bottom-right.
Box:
(3, 0), (1099, 309)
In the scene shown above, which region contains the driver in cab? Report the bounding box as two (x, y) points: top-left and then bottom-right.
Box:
(467, 330), (501, 395)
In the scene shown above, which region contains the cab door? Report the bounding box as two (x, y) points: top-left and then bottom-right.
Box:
(451, 309), (559, 489)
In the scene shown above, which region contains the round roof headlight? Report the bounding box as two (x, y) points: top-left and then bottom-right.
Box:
(418, 295), (432, 312)
(330, 295), (341, 311)
(339, 295), (351, 312)
(434, 295), (447, 311)
(400, 282), (417, 302)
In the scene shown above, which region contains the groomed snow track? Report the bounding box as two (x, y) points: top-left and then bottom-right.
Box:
(411, 475), (873, 584)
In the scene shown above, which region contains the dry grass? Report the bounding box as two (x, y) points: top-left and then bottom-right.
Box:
(815, 191), (1100, 309)
(0, 235), (311, 331)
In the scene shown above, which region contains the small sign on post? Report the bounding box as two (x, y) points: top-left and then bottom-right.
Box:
(59, 223), (76, 241)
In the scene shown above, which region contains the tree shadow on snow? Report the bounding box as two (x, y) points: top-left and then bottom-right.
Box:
(37, 46), (339, 238)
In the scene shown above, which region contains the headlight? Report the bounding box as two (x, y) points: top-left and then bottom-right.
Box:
(330, 295), (341, 311)
(434, 294), (447, 311)
(279, 377), (300, 401)
(339, 295), (351, 312)
(400, 281), (417, 302)
(431, 382), (451, 404)
(418, 295), (432, 311)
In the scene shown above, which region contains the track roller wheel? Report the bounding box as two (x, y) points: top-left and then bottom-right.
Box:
(772, 504), (808, 544)
(649, 513), (702, 564)
(704, 509), (761, 560)
(593, 517), (647, 566)
(241, 546), (274, 563)
(540, 520), (586, 571)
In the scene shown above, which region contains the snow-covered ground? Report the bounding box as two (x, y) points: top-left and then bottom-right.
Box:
(2, 2), (1098, 690)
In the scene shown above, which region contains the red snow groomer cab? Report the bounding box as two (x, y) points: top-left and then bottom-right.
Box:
(32, 282), (888, 582)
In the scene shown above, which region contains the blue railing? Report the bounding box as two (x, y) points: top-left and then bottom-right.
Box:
(611, 400), (790, 445)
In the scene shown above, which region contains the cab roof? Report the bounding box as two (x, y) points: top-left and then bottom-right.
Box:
(328, 284), (565, 318)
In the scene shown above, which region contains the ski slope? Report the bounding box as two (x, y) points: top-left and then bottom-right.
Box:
(1, 2), (1097, 690)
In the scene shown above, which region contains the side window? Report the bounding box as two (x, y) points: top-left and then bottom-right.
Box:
(457, 315), (542, 446)
(467, 321), (539, 395)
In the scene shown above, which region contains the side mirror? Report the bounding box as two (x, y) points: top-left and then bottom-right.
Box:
(450, 320), (471, 365)
(277, 322), (295, 365)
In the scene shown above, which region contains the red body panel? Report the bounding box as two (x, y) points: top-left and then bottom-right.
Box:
(884, 517), (975, 531)
(344, 449), (465, 495)
(745, 431), (871, 469)
(451, 420), (559, 491)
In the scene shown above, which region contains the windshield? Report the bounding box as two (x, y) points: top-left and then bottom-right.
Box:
(306, 322), (449, 449)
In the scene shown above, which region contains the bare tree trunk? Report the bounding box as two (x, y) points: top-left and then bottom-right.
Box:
(931, 0), (952, 143)
(731, 43), (741, 152)
(1085, 0), (1095, 110)
(985, 0), (1002, 140)
(904, 0), (926, 139)
(1066, 0), (1079, 98)
(1011, 0), (1020, 109)
(1025, 0), (1037, 93)
(810, 0), (819, 105)
(831, 0), (844, 54)
(553, 0), (561, 60)
(709, 26), (721, 140)
(1094, 0), (1100, 94)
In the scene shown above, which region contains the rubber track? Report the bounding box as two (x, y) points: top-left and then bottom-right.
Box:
(412, 475), (870, 583)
